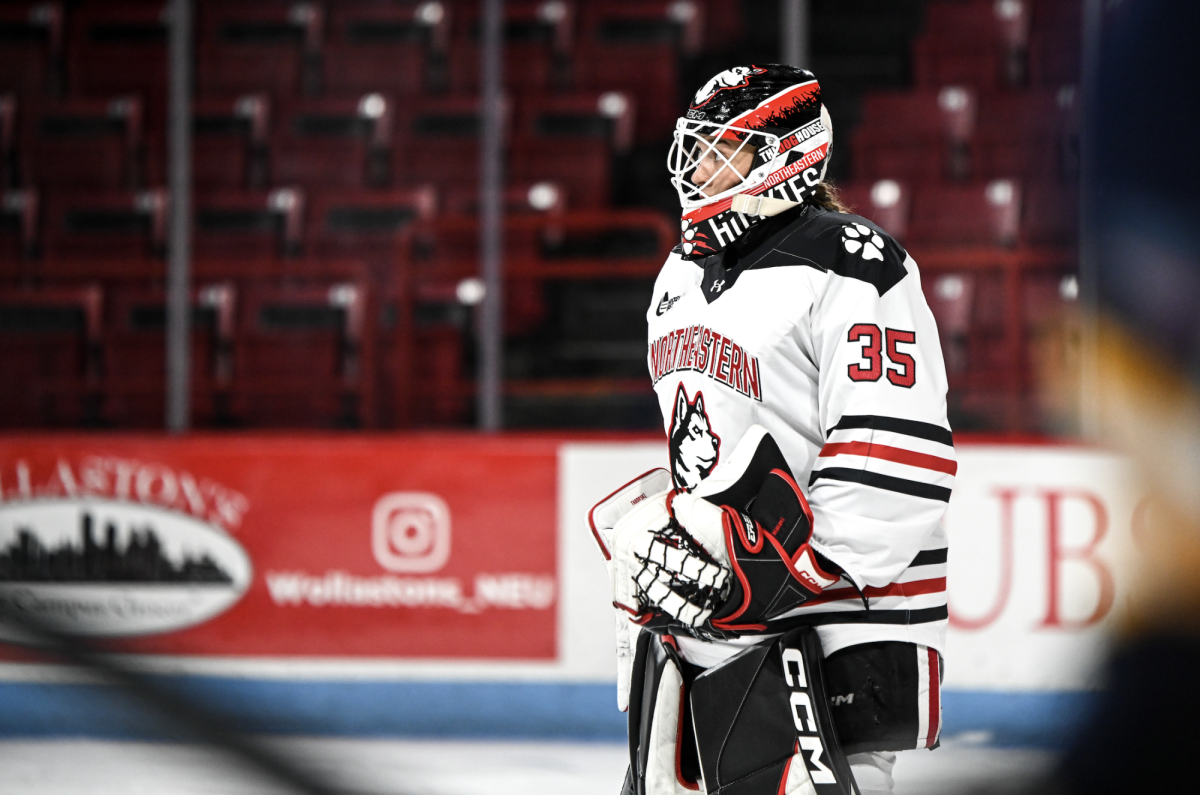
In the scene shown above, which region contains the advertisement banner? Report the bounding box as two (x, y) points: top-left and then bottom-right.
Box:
(943, 444), (1141, 691)
(0, 436), (559, 659)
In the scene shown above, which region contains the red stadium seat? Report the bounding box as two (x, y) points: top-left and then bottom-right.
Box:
(575, 1), (703, 142)
(0, 2), (64, 103)
(308, 186), (436, 281)
(907, 180), (1022, 247)
(923, 271), (976, 375)
(913, 0), (1031, 89)
(509, 91), (633, 208)
(230, 279), (376, 428)
(395, 96), (504, 190)
(1020, 182), (1078, 247)
(1, 94), (17, 188)
(273, 94), (395, 190)
(0, 283), (102, 427)
(441, 181), (565, 217)
(852, 87), (977, 182)
(68, 2), (169, 129)
(146, 94), (273, 190)
(21, 96), (145, 189)
(324, 1), (448, 96)
(976, 88), (1079, 181)
(447, 0), (574, 93)
(41, 189), (166, 276)
(1029, 0), (1082, 88)
(406, 210), (673, 288)
(193, 188), (306, 262)
(199, 94), (271, 190)
(101, 281), (236, 428)
(197, 1), (324, 100)
(834, 179), (911, 242)
(0, 188), (39, 271)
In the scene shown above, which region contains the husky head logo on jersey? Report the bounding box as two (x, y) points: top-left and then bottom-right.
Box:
(669, 384), (721, 489)
(669, 64), (834, 261)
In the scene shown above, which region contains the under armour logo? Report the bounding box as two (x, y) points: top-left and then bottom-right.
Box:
(710, 279), (725, 293)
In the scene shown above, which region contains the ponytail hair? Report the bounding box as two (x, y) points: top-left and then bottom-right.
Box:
(808, 181), (853, 214)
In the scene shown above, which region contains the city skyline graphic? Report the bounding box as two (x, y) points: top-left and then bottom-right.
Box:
(0, 511), (234, 584)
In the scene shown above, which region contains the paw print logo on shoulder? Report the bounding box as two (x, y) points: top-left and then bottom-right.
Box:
(841, 223), (885, 262)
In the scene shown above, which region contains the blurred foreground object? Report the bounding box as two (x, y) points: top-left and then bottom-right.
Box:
(1050, 0), (1200, 792)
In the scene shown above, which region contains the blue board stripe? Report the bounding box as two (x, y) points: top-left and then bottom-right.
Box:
(0, 680), (1095, 748)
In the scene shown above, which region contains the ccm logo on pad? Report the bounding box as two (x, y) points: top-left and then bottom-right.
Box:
(372, 492), (452, 573)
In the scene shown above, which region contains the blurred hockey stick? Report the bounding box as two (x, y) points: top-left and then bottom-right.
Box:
(0, 602), (368, 795)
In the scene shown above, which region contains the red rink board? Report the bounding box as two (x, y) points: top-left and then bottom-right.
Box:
(0, 435), (560, 660)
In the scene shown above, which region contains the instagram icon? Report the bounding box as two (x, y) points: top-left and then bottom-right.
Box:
(371, 492), (451, 573)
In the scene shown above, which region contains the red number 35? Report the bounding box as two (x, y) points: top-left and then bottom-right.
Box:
(847, 324), (916, 388)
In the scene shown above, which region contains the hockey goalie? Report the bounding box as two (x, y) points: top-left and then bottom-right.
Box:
(588, 64), (956, 795)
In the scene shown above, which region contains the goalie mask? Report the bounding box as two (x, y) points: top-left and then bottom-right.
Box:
(668, 64), (833, 260)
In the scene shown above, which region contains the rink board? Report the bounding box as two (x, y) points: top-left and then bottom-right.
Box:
(0, 435), (1139, 746)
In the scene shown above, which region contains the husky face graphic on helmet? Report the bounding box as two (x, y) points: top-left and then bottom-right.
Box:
(669, 64), (834, 260)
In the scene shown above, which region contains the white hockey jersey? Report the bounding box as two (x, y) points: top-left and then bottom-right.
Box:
(646, 205), (954, 662)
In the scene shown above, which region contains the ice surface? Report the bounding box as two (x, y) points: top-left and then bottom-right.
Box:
(0, 738), (1056, 795)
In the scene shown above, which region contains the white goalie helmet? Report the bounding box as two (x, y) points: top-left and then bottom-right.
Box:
(667, 64), (833, 260)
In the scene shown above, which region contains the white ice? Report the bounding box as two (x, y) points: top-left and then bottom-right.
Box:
(0, 738), (1056, 795)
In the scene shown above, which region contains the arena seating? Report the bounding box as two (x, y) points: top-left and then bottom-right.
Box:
(42, 188), (167, 266)
(68, 2), (169, 130)
(852, 87), (977, 182)
(192, 188), (306, 261)
(101, 281), (235, 428)
(230, 279), (375, 428)
(509, 91), (633, 208)
(907, 180), (1022, 248)
(394, 94), (498, 190)
(196, 1), (324, 100)
(0, 284), (102, 427)
(913, 0), (1030, 89)
(273, 94), (396, 189)
(1029, 0), (1083, 87)
(191, 94), (272, 190)
(0, 188), (39, 267)
(976, 88), (1079, 181)
(1, 94), (18, 188)
(850, 0), (1082, 430)
(1, 0), (1082, 432)
(21, 96), (145, 189)
(0, 1), (64, 105)
(440, 181), (565, 217)
(323, 1), (447, 97)
(574, 1), (702, 142)
(308, 185), (437, 281)
(447, 0), (573, 92)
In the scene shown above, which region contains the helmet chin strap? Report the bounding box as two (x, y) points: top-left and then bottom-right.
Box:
(730, 193), (801, 217)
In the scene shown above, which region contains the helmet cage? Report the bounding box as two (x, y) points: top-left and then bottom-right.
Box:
(668, 119), (781, 210)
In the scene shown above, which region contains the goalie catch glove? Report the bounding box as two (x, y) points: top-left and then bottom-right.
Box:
(695, 425), (841, 633)
(589, 469), (733, 640)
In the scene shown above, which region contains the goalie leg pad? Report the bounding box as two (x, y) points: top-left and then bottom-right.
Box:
(689, 628), (859, 795)
(625, 632), (703, 795)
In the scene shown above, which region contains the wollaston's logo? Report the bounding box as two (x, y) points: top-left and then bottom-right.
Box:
(264, 491), (556, 613)
(0, 456), (252, 639)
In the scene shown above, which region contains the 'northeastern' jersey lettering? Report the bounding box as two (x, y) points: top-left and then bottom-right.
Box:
(648, 204), (954, 659)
